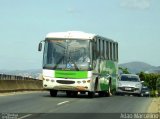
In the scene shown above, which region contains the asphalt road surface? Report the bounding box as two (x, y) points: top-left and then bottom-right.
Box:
(0, 91), (153, 119)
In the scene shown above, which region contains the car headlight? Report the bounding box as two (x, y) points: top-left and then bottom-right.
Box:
(135, 84), (141, 88)
(118, 82), (122, 87)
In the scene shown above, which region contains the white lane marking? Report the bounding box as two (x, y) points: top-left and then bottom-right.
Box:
(18, 114), (32, 119)
(57, 101), (69, 105)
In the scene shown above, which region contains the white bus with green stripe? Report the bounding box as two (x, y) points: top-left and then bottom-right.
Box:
(38, 31), (118, 98)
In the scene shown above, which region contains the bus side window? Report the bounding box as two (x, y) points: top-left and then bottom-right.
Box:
(114, 43), (118, 61)
(96, 39), (100, 58)
(113, 43), (116, 61)
(104, 41), (107, 59)
(102, 40), (105, 59)
(100, 39), (103, 58)
(92, 39), (97, 69)
(99, 39), (101, 58)
(109, 42), (112, 60)
(106, 41), (109, 60)
(116, 43), (118, 61)
(111, 42), (114, 60)
(92, 39), (96, 60)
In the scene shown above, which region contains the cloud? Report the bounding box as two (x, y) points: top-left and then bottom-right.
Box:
(67, 7), (78, 15)
(120, 0), (151, 10)
(67, 8), (75, 14)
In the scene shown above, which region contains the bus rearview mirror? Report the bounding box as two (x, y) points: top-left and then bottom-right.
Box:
(38, 42), (42, 51)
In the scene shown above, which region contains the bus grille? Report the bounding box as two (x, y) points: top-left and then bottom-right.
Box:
(56, 80), (75, 84)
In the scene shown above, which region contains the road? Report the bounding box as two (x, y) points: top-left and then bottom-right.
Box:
(0, 91), (154, 119)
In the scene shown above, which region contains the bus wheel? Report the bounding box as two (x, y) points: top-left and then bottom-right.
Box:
(50, 90), (57, 97)
(106, 84), (112, 97)
(88, 92), (95, 98)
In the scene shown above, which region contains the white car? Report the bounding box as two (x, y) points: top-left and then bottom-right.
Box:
(116, 74), (143, 96)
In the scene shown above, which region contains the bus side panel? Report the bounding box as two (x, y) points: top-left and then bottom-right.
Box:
(99, 60), (118, 91)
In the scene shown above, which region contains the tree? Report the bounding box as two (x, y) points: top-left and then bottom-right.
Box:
(119, 67), (130, 74)
(138, 72), (160, 97)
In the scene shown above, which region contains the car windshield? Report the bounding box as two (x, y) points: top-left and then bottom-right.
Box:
(120, 75), (139, 82)
(43, 39), (90, 71)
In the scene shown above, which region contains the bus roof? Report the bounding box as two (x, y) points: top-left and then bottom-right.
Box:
(46, 31), (96, 39)
(46, 31), (116, 42)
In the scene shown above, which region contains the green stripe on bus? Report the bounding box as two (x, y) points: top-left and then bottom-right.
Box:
(55, 70), (88, 79)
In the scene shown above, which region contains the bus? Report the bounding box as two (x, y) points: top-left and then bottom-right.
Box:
(38, 31), (118, 98)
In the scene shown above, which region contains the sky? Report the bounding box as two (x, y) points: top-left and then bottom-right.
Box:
(0, 0), (160, 70)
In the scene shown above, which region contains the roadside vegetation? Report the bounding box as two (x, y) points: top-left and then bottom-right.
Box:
(119, 67), (160, 97)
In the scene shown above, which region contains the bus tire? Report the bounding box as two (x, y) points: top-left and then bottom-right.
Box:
(94, 78), (98, 91)
(50, 90), (57, 97)
(106, 84), (112, 97)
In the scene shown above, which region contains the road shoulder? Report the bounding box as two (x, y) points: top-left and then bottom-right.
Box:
(147, 97), (160, 113)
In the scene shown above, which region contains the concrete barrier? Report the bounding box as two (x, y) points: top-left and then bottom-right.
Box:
(0, 79), (43, 93)
(0, 74), (37, 80)
(0, 74), (44, 92)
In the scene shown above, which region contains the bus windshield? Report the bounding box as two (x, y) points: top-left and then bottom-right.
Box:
(43, 39), (90, 71)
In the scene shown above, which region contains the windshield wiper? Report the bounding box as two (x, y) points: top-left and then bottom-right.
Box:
(73, 62), (79, 71)
(67, 57), (79, 71)
(53, 56), (64, 70)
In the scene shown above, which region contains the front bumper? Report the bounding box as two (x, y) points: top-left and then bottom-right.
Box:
(116, 87), (141, 94)
(141, 92), (150, 96)
(43, 78), (92, 91)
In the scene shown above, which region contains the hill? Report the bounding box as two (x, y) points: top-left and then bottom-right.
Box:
(0, 69), (41, 79)
(119, 61), (160, 74)
(0, 61), (160, 78)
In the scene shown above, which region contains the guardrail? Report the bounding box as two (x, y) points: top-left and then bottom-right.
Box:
(0, 74), (43, 93)
(0, 74), (36, 80)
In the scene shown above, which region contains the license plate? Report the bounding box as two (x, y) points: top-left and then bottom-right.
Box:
(125, 88), (132, 90)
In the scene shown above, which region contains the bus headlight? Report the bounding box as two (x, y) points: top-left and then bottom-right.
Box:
(51, 80), (54, 82)
(46, 79), (49, 81)
(77, 81), (81, 84)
